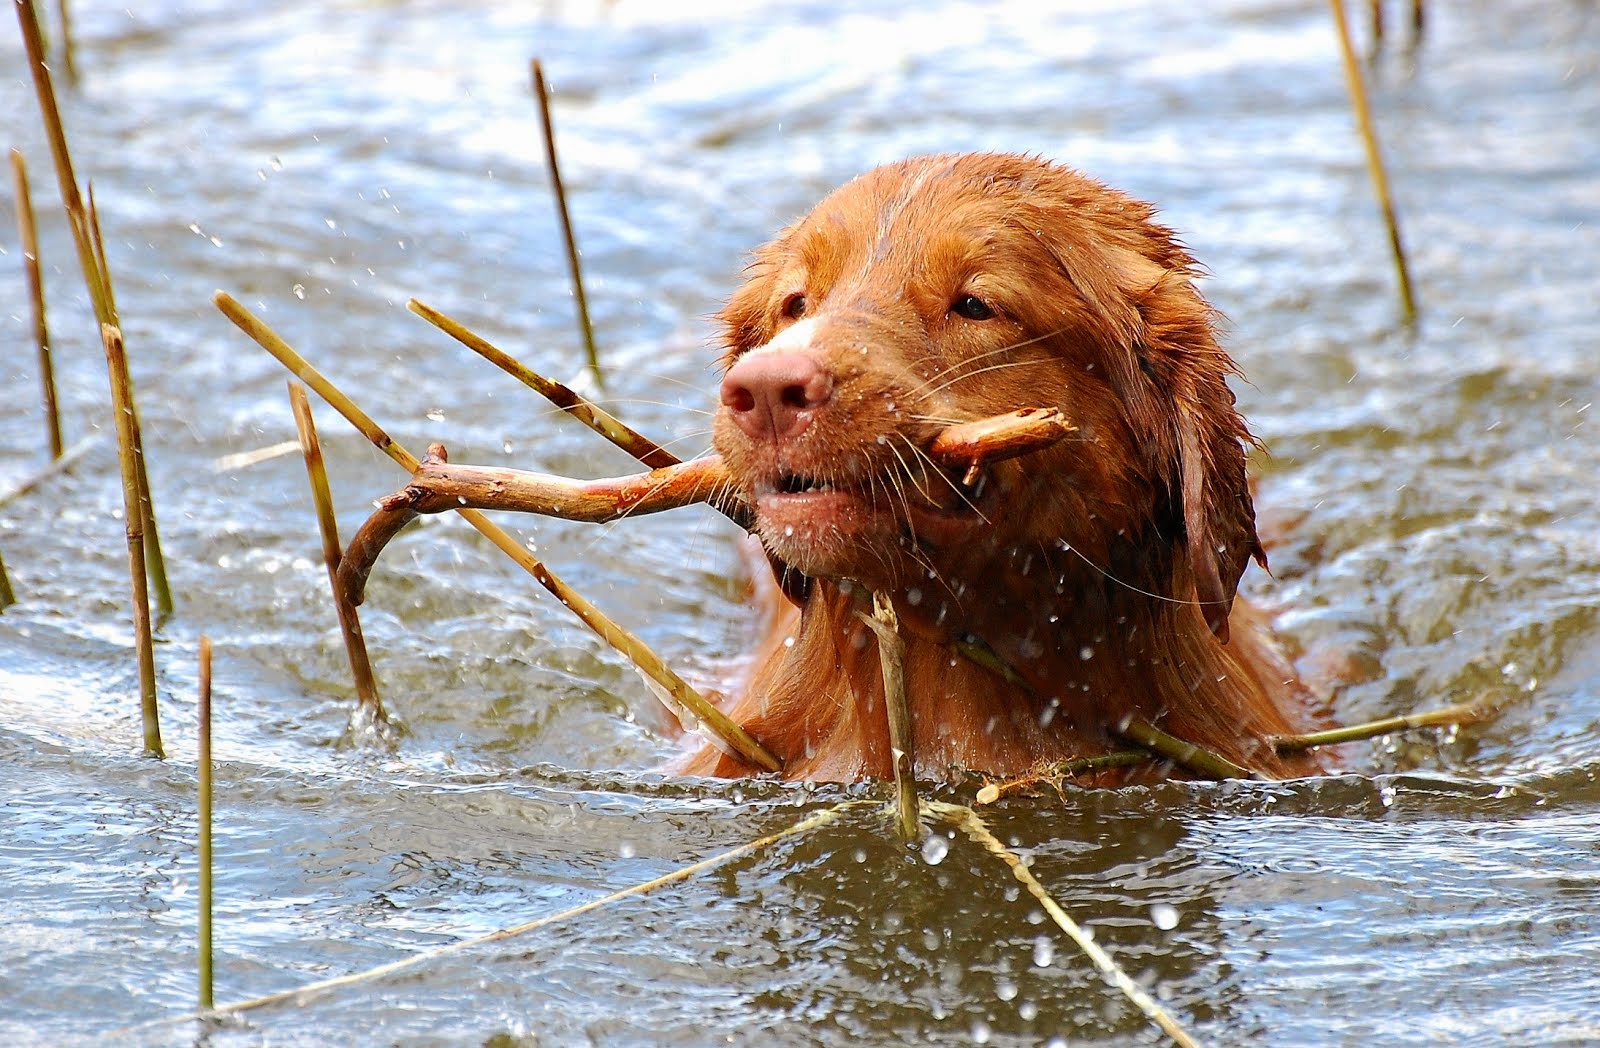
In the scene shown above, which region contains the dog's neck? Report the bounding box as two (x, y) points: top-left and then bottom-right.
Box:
(732, 544), (1319, 781)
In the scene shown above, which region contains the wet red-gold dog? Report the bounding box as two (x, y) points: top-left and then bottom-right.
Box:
(680, 153), (1325, 782)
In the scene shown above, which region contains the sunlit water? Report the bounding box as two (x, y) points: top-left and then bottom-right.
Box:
(1, 1), (1597, 1044)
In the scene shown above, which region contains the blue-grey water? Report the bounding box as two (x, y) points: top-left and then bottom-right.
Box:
(2, 1), (1597, 1044)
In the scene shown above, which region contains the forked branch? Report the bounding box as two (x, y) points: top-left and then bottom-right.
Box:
(337, 408), (1076, 609)
(338, 447), (739, 608)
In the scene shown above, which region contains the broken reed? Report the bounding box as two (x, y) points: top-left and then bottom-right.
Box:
(1119, 717), (1260, 781)
(530, 59), (602, 388)
(102, 324), (162, 758)
(14, 0), (174, 617)
(11, 148), (62, 459)
(145, 801), (870, 1025)
(1367, 0), (1425, 54)
(288, 381), (387, 726)
(408, 298), (674, 468)
(861, 593), (919, 839)
(212, 291), (780, 773)
(975, 700), (1502, 803)
(148, 799), (1198, 1048)
(0, 434), (101, 510)
(54, 0), (76, 82)
(197, 635), (214, 1011)
(1270, 697), (1495, 753)
(935, 801), (1201, 1048)
(957, 632), (1264, 782)
(1329, 0), (1417, 324)
(0, 548), (16, 610)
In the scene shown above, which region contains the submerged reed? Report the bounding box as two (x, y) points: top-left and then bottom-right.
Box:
(0, 433), (102, 510)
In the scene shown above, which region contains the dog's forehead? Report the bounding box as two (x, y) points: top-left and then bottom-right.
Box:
(788, 163), (1046, 268)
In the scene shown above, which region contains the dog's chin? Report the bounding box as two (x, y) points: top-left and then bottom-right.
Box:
(750, 472), (995, 588)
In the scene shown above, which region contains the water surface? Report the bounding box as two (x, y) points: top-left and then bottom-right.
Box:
(1, 1), (1597, 1043)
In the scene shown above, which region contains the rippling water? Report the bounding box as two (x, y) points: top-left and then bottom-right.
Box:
(2, 1), (1597, 1044)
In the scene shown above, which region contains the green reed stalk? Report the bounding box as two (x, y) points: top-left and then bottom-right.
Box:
(10, 148), (61, 459)
(15, 0), (174, 615)
(197, 635), (214, 1010)
(1119, 717), (1258, 781)
(531, 59), (602, 388)
(102, 324), (162, 758)
(0, 548), (17, 610)
(1272, 698), (1493, 753)
(408, 298), (674, 467)
(860, 593), (919, 839)
(54, 0), (75, 82)
(288, 382), (387, 725)
(1330, 0), (1418, 325)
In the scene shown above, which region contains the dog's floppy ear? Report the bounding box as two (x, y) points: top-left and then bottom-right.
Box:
(1174, 375), (1264, 642)
(1100, 230), (1264, 642)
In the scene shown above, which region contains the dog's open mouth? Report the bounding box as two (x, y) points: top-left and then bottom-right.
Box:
(749, 455), (996, 577)
(775, 471), (841, 496)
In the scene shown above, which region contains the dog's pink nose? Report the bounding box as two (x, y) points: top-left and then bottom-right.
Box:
(720, 351), (834, 442)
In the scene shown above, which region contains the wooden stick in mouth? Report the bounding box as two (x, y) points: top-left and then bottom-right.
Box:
(928, 407), (1079, 486)
(337, 447), (737, 609)
(337, 408), (1075, 609)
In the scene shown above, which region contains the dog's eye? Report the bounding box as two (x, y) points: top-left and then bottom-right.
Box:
(951, 295), (995, 321)
(781, 293), (808, 320)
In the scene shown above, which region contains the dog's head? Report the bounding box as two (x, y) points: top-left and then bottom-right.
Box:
(714, 153), (1263, 638)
